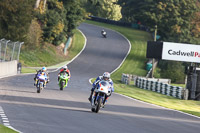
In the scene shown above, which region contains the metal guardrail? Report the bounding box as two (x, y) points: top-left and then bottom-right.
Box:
(0, 38), (23, 62)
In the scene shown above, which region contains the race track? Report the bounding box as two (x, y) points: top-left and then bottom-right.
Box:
(0, 23), (200, 133)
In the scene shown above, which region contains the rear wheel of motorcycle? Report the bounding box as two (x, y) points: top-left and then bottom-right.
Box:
(95, 98), (102, 113)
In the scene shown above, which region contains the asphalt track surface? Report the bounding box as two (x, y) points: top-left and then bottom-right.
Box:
(0, 23), (200, 133)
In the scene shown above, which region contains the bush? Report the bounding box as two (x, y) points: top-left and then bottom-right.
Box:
(158, 61), (185, 83)
(27, 18), (43, 48)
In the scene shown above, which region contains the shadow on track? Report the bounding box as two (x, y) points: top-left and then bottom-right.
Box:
(0, 88), (36, 94)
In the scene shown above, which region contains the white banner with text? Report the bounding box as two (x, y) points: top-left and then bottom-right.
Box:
(162, 42), (200, 63)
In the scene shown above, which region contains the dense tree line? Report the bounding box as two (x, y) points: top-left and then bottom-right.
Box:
(118, 0), (200, 44)
(0, 0), (85, 46)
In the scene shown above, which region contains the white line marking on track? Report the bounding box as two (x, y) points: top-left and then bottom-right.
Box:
(0, 106), (23, 133)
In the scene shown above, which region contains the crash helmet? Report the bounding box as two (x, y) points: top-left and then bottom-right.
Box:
(42, 67), (46, 72)
(103, 72), (110, 81)
(63, 65), (68, 70)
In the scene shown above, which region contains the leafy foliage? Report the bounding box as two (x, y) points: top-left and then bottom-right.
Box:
(157, 61), (185, 83)
(27, 18), (43, 48)
(36, 0), (66, 45)
(0, 0), (35, 42)
(62, 0), (85, 36)
(118, 0), (199, 44)
(82, 0), (122, 21)
(35, 0), (84, 45)
(0, 0), (85, 46)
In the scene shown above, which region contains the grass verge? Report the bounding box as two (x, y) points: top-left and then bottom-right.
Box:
(86, 20), (200, 117)
(0, 125), (18, 133)
(20, 29), (85, 73)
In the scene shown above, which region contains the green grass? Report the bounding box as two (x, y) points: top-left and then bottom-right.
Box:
(21, 67), (39, 73)
(20, 45), (65, 67)
(20, 29), (85, 73)
(86, 20), (200, 117)
(0, 125), (18, 133)
(114, 81), (200, 116)
(171, 83), (186, 88)
(67, 30), (85, 59)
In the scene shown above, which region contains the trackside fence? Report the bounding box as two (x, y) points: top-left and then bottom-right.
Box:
(134, 77), (188, 100)
(121, 74), (188, 100)
(0, 38), (23, 62)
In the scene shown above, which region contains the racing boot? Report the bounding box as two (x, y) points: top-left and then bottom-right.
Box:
(102, 98), (108, 108)
(88, 90), (94, 102)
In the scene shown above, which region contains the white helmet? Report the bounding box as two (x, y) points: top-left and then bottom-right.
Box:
(103, 72), (110, 80)
(63, 66), (68, 70)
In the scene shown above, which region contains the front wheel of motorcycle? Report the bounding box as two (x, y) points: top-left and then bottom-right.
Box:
(60, 80), (64, 90)
(37, 85), (40, 93)
(95, 98), (102, 113)
(91, 108), (95, 112)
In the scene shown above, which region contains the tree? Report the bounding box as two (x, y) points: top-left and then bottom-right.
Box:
(118, 0), (199, 44)
(36, 0), (85, 45)
(35, 0), (41, 9)
(158, 61), (185, 83)
(0, 0), (35, 42)
(40, 0), (67, 45)
(62, 0), (85, 36)
(82, 0), (122, 21)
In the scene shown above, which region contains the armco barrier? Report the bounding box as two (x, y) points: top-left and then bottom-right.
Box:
(0, 60), (17, 78)
(134, 77), (188, 100)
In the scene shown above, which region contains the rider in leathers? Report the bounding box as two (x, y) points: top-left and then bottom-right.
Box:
(34, 67), (49, 86)
(88, 72), (114, 106)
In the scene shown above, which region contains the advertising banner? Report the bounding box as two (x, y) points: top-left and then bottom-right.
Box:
(162, 42), (200, 63)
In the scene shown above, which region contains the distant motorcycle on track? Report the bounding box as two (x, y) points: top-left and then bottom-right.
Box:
(101, 30), (107, 38)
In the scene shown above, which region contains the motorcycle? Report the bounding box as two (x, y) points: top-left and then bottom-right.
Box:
(102, 31), (107, 38)
(35, 72), (47, 93)
(91, 80), (111, 113)
(58, 72), (69, 90)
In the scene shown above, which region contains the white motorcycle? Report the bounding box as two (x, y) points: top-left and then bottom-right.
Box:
(91, 80), (111, 113)
(35, 72), (47, 93)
